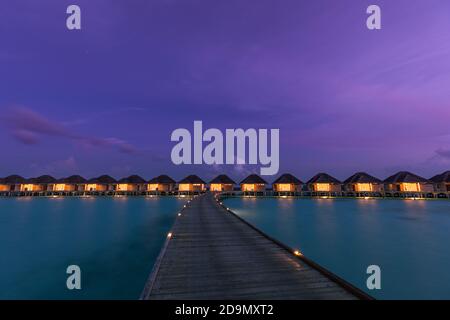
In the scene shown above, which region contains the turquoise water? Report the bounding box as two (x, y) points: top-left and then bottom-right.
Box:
(0, 196), (185, 299)
(224, 197), (450, 300)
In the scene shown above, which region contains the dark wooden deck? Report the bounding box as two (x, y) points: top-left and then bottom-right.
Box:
(141, 193), (368, 300)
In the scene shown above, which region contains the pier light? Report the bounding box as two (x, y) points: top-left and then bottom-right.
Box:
(167, 232), (173, 238)
(294, 250), (303, 257)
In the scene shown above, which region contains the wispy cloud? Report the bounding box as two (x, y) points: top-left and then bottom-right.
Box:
(2, 106), (138, 154)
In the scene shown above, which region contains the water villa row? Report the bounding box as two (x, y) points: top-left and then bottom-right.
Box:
(1, 171), (450, 198)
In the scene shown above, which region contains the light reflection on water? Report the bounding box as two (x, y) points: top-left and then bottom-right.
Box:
(224, 197), (450, 300)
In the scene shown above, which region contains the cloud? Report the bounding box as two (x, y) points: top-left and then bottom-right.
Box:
(12, 129), (40, 145)
(2, 106), (138, 154)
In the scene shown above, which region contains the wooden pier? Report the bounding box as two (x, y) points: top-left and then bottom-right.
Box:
(141, 193), (371, 300)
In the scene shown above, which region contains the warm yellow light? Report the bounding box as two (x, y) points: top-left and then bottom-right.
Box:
(210, 183), (222, 192)
(294, 250), (303, 257)
(148, 183), (159, 191)
(276, 184), (294, 192)
(355, 183), (372, 192)
(315, 183), (330, 192)
(401, 183), (420, 192)
(55, 184), (66, 191)
(179, 184), (191, 191)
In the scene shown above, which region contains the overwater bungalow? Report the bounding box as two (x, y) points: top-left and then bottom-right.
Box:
(148, 175), (176, 192)
(343, 172), (383, 193)
(22, 175), (57, 192)
(384, 171), (433, 193)
(178, 175), (206, 192)
(272, 173), (302, 192)
(209, 175), (236, 192)
(0, 175), (26, 192)
(240, 174), (267, 192)
(117, 175), (147, 192)
(86, 175), (117, 192)
(55, 175), (87, 192)
(307, 173), (342, 192)
(430, 171), (450, 193)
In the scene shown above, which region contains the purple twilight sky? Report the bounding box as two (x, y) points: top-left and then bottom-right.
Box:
(1, 0), (450, 182)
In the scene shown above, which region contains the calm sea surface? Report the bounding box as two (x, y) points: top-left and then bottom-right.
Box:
(0, 196), (185, 299)
(223, 197), (450, 300)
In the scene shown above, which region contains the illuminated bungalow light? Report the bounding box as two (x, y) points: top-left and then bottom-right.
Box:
(178, 175), (206, 192)
(383, 171), (433, 193)
(178, 213), (181, 216)
(0, 175), (27, 192)
(147, 175), (176, 192)
(294, 250), (303, 257)
(307, 173), (342, 193)
(240, 174), (267, 192)
(167, 232), (173, 238)
(272, 173), (303, 192)
(55, 175), (88, 192)
(343, 172), (383, 193)
(21, 175), (57, 192)
(209, 175), (236, 192)
(117, 175), (147, 192)
(86, 175), (117, 191)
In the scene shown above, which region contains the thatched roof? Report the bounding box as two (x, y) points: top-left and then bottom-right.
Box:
(2, 175), (26, 184)
(28, 175), (57, 184)
(88, 175), (117, 184)
(57, 175), (87, 184)
(430, 171), (450, 183)
(240, 174), (267, 184)
(273, 173), (302, 185)
(148, 175), (176, 184)
(118, 175), (146, 184)
(210, 175), (236, 184)
(344, 172), (382, 184)
(178, 175), (206, 184)
(307, 173), (341, 184)
(383, 171), (429, 184)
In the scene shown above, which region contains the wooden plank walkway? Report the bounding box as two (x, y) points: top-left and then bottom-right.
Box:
(141, 193), (370, 300)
